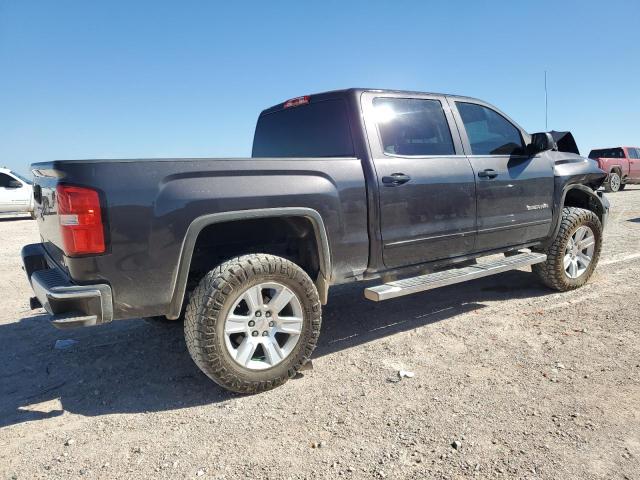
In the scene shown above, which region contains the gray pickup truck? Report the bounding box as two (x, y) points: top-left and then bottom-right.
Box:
(22, 88), (608, 393)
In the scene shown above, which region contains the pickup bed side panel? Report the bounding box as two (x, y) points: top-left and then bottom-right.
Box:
(42, 158), (368, 320)
(598, 157), (629, 176)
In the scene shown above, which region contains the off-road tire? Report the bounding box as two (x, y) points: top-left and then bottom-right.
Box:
(533, 207), (602, 291)
(184, 254), (321, 394)
(603, 171), (621, 192)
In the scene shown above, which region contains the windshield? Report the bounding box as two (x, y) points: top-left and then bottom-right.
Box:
(9, 170), (31, 185)
(10, 171), (32, 184)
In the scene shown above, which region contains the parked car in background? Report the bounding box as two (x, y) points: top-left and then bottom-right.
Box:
(588, 146), (640, 192)
(0, 167), (34, 215)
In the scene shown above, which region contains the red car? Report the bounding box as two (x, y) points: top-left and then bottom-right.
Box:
(588, 146), (640, 192)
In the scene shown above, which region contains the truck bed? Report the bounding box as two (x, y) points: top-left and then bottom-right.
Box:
(31, 157), (369, 319)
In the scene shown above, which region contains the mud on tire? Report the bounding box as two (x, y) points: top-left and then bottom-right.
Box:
(184, 254), (321, 394)
(533, 207), (602, 291)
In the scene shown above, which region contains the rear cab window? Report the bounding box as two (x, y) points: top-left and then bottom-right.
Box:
(252, 99), (354, 157)
(589, 148), (625, 159)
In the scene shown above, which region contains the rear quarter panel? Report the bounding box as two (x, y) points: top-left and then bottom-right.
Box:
(33, 158), (368, 320)
(597, 157), (629, 175)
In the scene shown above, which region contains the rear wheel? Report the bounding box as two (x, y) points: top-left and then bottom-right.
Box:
(533, 207), (602, 291)
(604, 171), (621, 192)
(184, 254), (321, 393)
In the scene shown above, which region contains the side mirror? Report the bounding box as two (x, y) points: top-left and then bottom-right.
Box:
(527, 132), (556, 155)
(7, 179), (23, 189)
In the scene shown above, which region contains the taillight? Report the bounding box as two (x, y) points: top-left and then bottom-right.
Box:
(56, 185), (105, 256)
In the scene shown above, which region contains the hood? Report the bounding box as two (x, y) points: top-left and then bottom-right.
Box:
(549, 131), (580, 155)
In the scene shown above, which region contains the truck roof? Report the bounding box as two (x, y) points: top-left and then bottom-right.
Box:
(259, 88), (484, 116)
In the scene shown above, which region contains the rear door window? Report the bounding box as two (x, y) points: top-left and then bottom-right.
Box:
(456, 102), (525, 155)
(252, 99), (354, 157)
(372, 97), (455, 156)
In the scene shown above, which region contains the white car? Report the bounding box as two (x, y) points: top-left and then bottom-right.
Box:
(0, 167), (34, 215)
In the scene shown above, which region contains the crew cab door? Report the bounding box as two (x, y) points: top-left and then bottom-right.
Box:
(362, 92), (477, 268)
(449, 99), (554, 251)
(626, 147), (640, 179)
(0, 172), (30, 213)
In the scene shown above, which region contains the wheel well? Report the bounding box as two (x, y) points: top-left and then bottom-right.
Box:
(186, 216), (322, 292)
(563, 188), (605, 223)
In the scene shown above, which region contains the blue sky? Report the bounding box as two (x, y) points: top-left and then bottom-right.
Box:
(1, 0), (638, 175)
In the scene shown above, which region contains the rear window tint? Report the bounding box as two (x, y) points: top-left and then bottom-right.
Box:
(252, 99), (354, 157)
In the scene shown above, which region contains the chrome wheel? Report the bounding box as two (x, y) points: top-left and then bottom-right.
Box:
(564, 226), (595, 279)
(224, 282), (303, 370)
(609, 172), (621, 192)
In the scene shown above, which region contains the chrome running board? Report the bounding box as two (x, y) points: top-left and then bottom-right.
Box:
(364, 252), (547, 301)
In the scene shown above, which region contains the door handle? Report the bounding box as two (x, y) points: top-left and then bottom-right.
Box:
(382, 173), (411, 186)
(478, 169), (498, 179)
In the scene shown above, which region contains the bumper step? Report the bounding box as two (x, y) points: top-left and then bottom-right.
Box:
(22, 243), (114, 329)
(364, 252), (547, 301)
(50, 312), (99, 329)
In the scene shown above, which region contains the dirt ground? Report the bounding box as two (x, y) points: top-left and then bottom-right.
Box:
(1, 190), (639, 480)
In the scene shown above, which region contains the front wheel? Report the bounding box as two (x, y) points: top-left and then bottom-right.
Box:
(603, 171), (622, 192)
(533, 207), (602, 291)
(184, 254), (321, 394)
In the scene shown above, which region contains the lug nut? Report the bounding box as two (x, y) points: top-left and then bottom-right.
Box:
(248, 320), (255, 327)
(255, 311), (262, 317)
(265, 311), (271, 318)
(251, 331), (258, 337)
(262, 331), (268, 336)
(269, 321), (275, 327)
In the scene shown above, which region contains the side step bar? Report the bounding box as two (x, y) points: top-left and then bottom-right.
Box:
(364, 252), (547, 302)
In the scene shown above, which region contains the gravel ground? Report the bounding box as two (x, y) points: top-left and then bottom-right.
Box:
(1, 190), (639, 480)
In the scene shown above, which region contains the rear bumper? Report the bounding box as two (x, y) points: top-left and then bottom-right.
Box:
(21, 243), (113, 329)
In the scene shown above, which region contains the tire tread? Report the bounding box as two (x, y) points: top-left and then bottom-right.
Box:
(533, 207), (602, 291)
(184, 254), (321, 394)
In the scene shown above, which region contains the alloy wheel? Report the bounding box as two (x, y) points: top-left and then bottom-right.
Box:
(223, 282), (303, 370)
(564, 225), (596, 279)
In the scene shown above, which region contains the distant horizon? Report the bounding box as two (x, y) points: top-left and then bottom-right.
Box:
(2, 0), (639, 176)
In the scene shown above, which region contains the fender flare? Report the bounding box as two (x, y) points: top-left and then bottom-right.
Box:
(607, 165), (623, 175)
(544, 184), (608, 247)
(166, 207), (332, 319)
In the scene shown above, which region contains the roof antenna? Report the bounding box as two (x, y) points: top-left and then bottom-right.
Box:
(544, 70), (548, 131)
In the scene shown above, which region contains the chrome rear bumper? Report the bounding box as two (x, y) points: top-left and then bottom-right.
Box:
(21, 243), (113, 329)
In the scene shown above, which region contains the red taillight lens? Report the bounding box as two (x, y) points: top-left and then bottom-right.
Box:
(56, 185), (105, 256)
